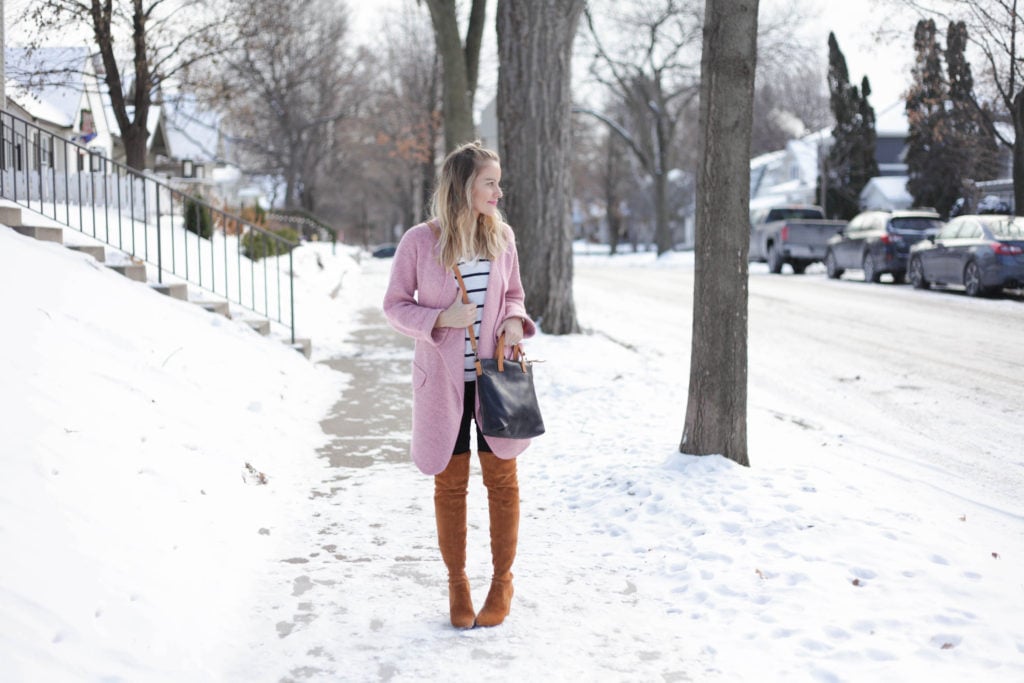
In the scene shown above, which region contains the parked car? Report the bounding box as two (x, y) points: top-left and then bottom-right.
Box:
(907, 214), (1024, 296)
(748, 204), (847, 274)
(824, 209), (943, 283)
(371, 244), (397, 258)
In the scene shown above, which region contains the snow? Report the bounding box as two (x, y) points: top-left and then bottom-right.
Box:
(2, 221), (1023, 681)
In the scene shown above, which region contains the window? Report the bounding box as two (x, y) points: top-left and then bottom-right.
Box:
(962, 224), (983, 239)
(891, 217), (942, 233)
(766, 208), (823, 221)
(32, 132), (54, 169)
(80, 109), (95, 135)
(990, 219), (1024, 240)
(938, 221), (963, 240)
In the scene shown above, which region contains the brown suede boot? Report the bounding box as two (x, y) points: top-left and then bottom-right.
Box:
(434, 452), (475, 628)
(475, 451), (520, 627)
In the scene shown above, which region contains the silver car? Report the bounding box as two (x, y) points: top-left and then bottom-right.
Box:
(908, 214), (1024, 296)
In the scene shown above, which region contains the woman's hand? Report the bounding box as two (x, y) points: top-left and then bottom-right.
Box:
(496, 316), (525, 346)
(435, 299), (477, 329)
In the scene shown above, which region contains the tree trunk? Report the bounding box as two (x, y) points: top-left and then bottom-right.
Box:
(425, 0), (481, 151)
(121, 124), (148, 171)
(1013, 89), (1024, 216)
(654, 170), (671, 254)
(496, 0), (583, 335)
(681, 0), (758, 467)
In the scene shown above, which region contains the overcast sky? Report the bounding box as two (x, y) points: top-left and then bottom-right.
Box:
(349, 0), (916, 111)
(6, 0), (916, 117)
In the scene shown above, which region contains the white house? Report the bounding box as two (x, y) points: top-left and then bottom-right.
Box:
(4, 46), (116, 173)
(750, 100), (914, 214)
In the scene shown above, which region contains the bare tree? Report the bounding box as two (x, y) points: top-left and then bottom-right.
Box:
(369, 1), (443, 228)
(571, 105), (636, 254)
(583, 0), (703, 255)
(496, 0), (584, 335)
(212, 0), (361, 211)
(893, 0), (1024, 213)
(22, 0), (224, 170)
(423, 0), (487, 152)
(750, 60), (830, 156)
(316, 2), (443, 243)
(681, 0), (759, 467)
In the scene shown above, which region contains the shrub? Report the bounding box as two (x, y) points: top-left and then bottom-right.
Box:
(240, 204), (266, 226)
(183, 194), (213, 239)
(241, 226), (299, 261)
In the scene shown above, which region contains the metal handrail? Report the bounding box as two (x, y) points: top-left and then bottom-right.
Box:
(0, 109), (298, 342)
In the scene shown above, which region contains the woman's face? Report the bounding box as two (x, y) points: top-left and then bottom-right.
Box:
(470, 161), (503, 218)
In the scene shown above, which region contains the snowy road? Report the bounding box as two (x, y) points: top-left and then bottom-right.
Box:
(573, 258), (1024, 515)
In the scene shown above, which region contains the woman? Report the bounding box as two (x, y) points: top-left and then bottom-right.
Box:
(383, 141), (536, 628)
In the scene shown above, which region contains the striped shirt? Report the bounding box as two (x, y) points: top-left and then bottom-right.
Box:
(456, 258), (490, 381)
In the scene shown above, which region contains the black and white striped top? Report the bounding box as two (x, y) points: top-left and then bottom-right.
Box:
(456, 258), (490, 381)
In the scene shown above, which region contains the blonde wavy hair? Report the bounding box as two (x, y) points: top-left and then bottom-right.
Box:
(430, 141), (508, 269)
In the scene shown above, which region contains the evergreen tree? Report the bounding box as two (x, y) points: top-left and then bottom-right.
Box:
(854, 76), (881, 207)
(904, 19), (999, 219)
(905, 19), (952, 215)
(946, 21), (1002, 192)
(823, 33), (879, 219)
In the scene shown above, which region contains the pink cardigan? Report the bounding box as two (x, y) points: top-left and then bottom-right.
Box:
(382, 221), (537, 475)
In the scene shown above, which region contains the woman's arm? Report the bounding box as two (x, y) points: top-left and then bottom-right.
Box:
(499, 229), (537, 342)
(382, 229), (451, 344)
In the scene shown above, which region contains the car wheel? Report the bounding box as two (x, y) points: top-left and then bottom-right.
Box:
(825, 250), (843, 279)
(963, 261), (989, 297)
(767, 244), (784, 274)
(862, 252), (880, 283)
(791, 260), (808, 275)
(909, 257), (930, 290)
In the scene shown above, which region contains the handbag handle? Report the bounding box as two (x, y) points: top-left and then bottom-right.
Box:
(453, 266), (528, 375)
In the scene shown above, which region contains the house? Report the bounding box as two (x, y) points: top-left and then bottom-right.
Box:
(6, 47), (243, 205)
(4, 46), (116, 173)
(147, 94), (242, 200)
(749, 135), (823, 211)
(750, 100), (913, 214)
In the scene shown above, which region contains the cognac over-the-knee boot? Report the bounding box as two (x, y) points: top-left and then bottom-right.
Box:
(434, 452), (475, 628)
(476, 451), (520, 627)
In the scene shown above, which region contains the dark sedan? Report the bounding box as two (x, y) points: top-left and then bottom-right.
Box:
(908, 214), (1024, 296)
(825, 209), (943, 283)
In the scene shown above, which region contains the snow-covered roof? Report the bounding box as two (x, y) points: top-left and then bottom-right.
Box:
(159, 97), (221, 162)
(861, 175), (912, 210)
(5, 47), (92, 128)
(875, 100), (908, 137)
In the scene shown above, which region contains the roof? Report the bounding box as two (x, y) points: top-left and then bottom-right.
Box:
(860, 176), (913, 211)
(875, 100), (909, 137)
(5, 47), (92, 128)
(159, 96), (221, 162)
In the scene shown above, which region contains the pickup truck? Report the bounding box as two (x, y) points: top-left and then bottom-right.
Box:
(749, 205), (847, 274)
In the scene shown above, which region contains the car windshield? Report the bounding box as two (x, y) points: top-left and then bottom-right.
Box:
(890, 217), (942, 232)
(990, 218), (1024, 240)
(766, 208), (822, 221)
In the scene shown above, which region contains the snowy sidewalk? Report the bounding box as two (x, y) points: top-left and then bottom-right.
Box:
(226, 255), (1023, 682)
(228, 288), (708, 681)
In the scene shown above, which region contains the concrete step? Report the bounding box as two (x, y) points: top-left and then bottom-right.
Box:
(0, 206), (23, 226)
(244, 319), (271, 336)
(12, 225), (63, 244)
(196, 300), (231, 318)
(67, 245), (106, 262)
(150, 282), (189, 300)
(289, 338), (312, 359)
(107, 263), (147, 282)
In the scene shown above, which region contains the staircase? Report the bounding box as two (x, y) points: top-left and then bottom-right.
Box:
(0, 202), (309, 352)
(0, 109), (311, 357)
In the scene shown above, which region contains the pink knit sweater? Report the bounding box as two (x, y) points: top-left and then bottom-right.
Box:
(382, 221), (536, 475)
